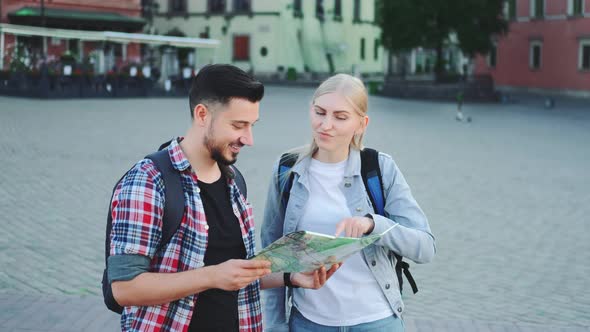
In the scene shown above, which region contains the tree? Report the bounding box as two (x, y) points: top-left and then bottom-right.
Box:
(377, 0), (508, 81)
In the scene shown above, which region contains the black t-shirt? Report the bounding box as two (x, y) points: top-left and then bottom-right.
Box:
(189, 174), (247, 332)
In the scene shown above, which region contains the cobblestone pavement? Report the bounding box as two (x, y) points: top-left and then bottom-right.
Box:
(0, 87), (589, 331)
(0, 294), (587, 332)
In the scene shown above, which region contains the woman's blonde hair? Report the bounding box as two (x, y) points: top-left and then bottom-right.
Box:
(307, 73), (368, 156)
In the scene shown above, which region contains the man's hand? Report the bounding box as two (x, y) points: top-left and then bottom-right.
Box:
(334, 216), (375, 238)
(212, 259), (272, 291)
(291, 264), (342, 289)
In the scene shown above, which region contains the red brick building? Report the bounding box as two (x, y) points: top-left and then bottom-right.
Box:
(474, 0), (590, 96)
(1, 0), (145, 71)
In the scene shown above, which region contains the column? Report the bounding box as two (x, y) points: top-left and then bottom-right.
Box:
(78, 39), (84, 59)
(122, 43), (127, 61)
(43, 36), (47, 57)
(410, 49), (416, 73)
(193, 48), (198, 71)
(0, 31), (4, 70)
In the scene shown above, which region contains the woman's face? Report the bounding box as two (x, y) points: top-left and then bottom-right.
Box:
(310, 92), (366, 155)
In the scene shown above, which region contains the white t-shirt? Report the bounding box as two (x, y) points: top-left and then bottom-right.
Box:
(293, 158), (394, 326)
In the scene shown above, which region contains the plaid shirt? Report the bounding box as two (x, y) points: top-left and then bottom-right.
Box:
(110, 138), (262, 332)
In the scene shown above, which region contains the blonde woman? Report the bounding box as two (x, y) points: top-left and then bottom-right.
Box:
(261, 74), (436, 331)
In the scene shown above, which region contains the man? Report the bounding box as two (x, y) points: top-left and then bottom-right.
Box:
(107, 64), (338, 332)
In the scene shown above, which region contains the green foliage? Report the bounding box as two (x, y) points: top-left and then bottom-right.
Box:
(60, 50), (76, 64)
(454, 1), (509, 57)
(377, 0), (509, 77)
(9, 45), (30, 73)
(286, 67), (297, 81)
(161, 28), (191, 62)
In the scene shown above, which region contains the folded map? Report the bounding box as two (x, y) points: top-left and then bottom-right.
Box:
(251, 225), (396, 273)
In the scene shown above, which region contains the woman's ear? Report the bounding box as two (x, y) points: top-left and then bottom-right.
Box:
(359, 115), (369, 134)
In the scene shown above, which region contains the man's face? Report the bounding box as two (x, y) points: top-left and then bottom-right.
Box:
(203, 98), (259, 165)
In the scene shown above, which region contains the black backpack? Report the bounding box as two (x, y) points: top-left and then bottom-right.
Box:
(278, 148), (418, 294)
(102, 141), (247, 314)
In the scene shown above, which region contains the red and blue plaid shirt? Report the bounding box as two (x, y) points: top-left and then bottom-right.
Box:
(110, 138), (262, 332)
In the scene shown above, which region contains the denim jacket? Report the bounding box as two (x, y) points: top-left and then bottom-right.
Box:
(261, 148), (436, 331)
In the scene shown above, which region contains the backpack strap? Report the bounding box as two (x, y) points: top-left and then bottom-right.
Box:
(278, 153), (298, 208)
(360, 148), (418, 294)
(360, 148), (385, 215)
(145, 149), (184, 254)
(229, 165), (248, 199)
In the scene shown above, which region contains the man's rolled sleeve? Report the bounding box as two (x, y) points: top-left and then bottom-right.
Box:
(107, 254), (151, 283)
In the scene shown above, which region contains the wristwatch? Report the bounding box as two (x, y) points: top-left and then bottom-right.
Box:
(284, 273), (300, 288)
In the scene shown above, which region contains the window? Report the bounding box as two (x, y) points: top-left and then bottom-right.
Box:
(530, 0), (544, 19)
(334, 0), (342, 19)
(18, 36), (42, 52)
(105, 42), (122, 57)
(488, 43), (497, 68)
(529, 41), (542, 70)
(374, 38), (379, 61)
(360, 38), (365, 60)
(293, 0), (302, 17)
(169, 0), (187, 14)
(574, 0), (583, 15)
(233, 0), (251, 13)
(68, 39), (80, 57)
(353, 0), (361, 22)
(199, 27), (210, 39)
(316, 0), (324, 21)
(579, 40), (590, 71)
(505, 0), (517, 20)
(208, 0), (226, 14)
(233, 35), (250, 61)
(569, 0), (584, 16)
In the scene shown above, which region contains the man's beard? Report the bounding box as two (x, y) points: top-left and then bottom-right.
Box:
(204, 128), (241, 166)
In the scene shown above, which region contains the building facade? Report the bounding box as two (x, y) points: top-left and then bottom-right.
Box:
(1, 0), (146, 71)
(152, 0), (384, 77)
(474, 0), (590, 95)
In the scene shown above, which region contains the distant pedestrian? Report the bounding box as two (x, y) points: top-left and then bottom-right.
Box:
(456, 91), (472, 123)
(456, 91), (464, 121)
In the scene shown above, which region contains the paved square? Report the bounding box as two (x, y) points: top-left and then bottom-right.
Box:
(0, 88), (588, 330)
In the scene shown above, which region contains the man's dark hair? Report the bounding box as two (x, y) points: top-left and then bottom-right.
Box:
(189, 64), (264, 117)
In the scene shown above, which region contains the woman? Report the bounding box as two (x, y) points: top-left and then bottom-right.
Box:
(261, 74), (436, 331)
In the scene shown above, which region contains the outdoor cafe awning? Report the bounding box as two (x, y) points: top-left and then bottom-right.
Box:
(0, 23), (220, 49)
(8, 6), (146, 32)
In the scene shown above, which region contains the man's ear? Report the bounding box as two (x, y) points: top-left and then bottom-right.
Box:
(193, 104), (209, 126)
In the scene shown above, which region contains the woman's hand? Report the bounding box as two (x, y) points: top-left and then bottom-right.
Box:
(334, 216), (375, 238)
(291, 263), (342, 289)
